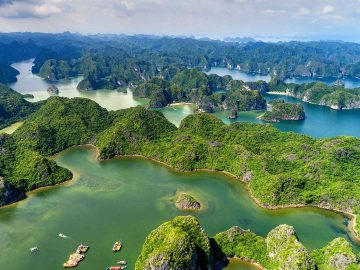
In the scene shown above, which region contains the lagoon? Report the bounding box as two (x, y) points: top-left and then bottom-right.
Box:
(0, 146), (358, 269)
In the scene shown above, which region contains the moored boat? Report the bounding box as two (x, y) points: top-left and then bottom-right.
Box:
(30, 247), (39, 253)
(116, 260), (127, 265)
(112, 241), (122, 252)
(76, 243), (89, 254)
(106, 266), (127, 270)
(63, 252), (85, 268)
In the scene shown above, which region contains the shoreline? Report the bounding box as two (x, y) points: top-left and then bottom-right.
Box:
(168, 102), (195, 107)
(2, 143), (359, 242)
(94, 145), (360, 242)
(266, 92), (360, 111)
(228, 257), (264, 270)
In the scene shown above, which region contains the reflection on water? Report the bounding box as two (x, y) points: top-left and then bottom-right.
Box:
(9, 60), (148, 111)
(205, 67), (271, 83)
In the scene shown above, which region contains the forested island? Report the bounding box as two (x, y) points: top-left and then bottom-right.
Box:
(135, 215), (360, 269)
(0, 84), (39, 129)
(0, 96), (359, 239)
(1, 33), (360, 110)
(269, 78), (360, 110)
(259, 100), (305, 122)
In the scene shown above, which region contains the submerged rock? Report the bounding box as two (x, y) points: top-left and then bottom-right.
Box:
(175, 193), (201, 211)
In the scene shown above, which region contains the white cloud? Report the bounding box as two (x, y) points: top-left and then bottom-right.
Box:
(296, 7), (311, 16)
(0, 0), (360, 39)
(322, 5), (335, 14)
(121, 1), (136, 11)
(262, 9), (286, 14)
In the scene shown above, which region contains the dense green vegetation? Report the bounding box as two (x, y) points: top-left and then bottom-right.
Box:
(0, 84), (38, 129)
(311, 238), (359, 269)
(214, 226), (269, 266)
(260, 99), (305, 122)
(175, 193), (201, 211)
(0, 133), (71, 206)
(137, 216), (360, 269)
(0, 40), (41, 83)
(135, 216), (213, 270)
(1, 32), (357, 110)
(0, 97), (359, 235)
(13, 97), (110, 156)
(0, 65), (19, 84)
(269, 78), (360, 109)
(133, 68), (266, 112)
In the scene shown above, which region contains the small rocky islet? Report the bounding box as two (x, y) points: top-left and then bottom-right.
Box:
(47, 84), (60, 95)
(174, 192), (201, 211)
(259, 99), (305, 122)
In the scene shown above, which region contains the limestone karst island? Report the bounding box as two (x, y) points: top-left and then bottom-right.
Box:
(1, 1), (360, 269)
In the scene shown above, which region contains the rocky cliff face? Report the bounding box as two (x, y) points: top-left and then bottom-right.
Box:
(266, 225), (316, 270)
(260, 100), (305, 122)
(311, 237), (359, 270)
(0, 177), (25, 207)
(138, 217), (359, 270)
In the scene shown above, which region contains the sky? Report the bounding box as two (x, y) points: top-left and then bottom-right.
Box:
(1, 0), (360, 41)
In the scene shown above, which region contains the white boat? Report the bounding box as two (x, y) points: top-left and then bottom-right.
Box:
(30, 247), (39, 253)
(59, 233), (67, 238)
(117, 260), (127, 265)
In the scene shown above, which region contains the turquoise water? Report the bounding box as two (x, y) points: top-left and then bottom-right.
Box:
(206, 67), (360, 89)
(214, 94), (360, 138)
(205, 67), (271, 82)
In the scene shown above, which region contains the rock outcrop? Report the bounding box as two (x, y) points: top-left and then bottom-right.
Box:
(175, 193), (201, 211)
(135, 216), (213, 270)
(311, 237), (359, 270)
(228, 109), (238, 119)
(0, 177), (25, 207)
(266, 224), (316, 270)
(260, 99), (305, 122)
(47, 84), (59, 95)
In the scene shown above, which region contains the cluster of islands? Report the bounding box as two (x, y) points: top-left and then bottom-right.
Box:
(1, 33), (360, 269)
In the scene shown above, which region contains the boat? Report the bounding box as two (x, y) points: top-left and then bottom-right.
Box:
(59, 233), (67, 238)
(112, 241), (122, 252)
(116, 260), (127, 265)
(106, 266), (127, 270)
(76, 243), (89, 254)
(63, 252), (85, 268)
(30, 247), (39, 253)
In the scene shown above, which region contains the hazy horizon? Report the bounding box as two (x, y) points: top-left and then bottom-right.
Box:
(1, 0), (360, 42)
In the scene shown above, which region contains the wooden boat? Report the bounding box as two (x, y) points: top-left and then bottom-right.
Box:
(116, 260), (127, 265)
(63, 252), (85, 268)
(112, 241), (122, 252)
(106, 266), (127, 270)
(76, 243), (89, 254)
